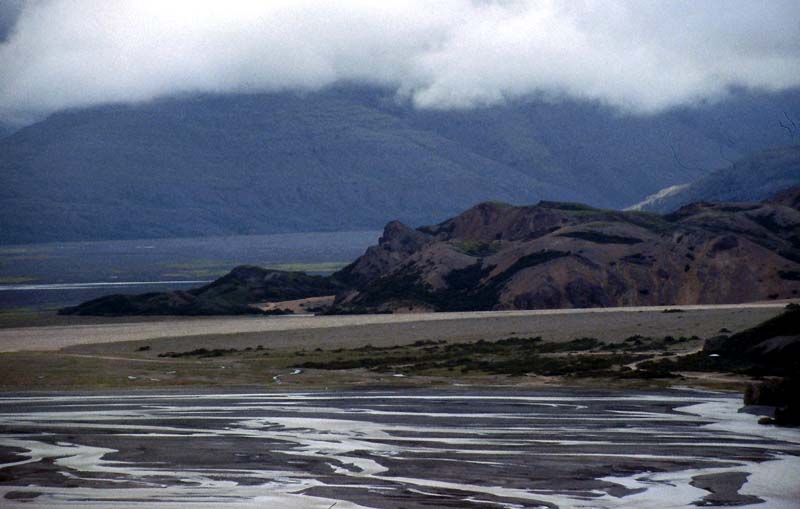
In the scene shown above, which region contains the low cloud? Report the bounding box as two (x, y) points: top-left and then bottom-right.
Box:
(1, 0), (799, 124)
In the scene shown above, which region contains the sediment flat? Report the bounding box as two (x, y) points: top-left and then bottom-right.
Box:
(0, 303), (789, 353)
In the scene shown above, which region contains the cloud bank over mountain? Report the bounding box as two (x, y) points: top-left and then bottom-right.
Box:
(1, 0), (799, 124)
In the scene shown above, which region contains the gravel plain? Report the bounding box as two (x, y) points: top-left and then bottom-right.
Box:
(0, 303), (790, 354)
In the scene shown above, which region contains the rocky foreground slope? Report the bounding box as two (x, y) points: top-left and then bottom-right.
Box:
(62, 189), (800, 316)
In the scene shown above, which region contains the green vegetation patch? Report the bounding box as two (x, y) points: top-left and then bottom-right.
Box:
(294, 335), (652, 378)
(347, 250), (571, 312)
(161, 259), (235, 279)
(500, 250), (570, 276)
(452, 240), (503, 257)
(558, 231), (643, 245)
(148, 334), (674, 380)
(599, 334), (697, 352)
(539, 201), (599, 212)
(160, 345), (268, 358)
(264, 262), (349, 273)
(0, 276), (37, 284)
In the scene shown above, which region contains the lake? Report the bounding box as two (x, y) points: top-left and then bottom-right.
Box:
(0, 231), (380, 310)
(0, 388), (797, 508)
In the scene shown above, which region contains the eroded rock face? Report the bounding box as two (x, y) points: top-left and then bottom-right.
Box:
(333, 197), (800, 313)
(335, 220), (435, 288)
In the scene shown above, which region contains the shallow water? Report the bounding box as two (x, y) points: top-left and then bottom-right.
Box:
(0, 389), (798, 508)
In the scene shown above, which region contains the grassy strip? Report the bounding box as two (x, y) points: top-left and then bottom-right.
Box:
(149, 335), (692, 379)
(0, 332), (713, 391)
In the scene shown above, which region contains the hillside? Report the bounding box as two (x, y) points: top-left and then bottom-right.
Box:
(64, 191), (800, 316)
(3, 86), (800, 244)
(333, 192), (800, 313)
(60, 266), (343, 316)
(630, 145), (800, 213)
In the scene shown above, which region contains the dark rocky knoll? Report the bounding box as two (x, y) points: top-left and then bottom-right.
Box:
(704, 304), (800, 371)
(650, 305), (800, 377)
(654, 304), (799, 425)
(60, 266), (343, 316)
(63, 190), (800, 316)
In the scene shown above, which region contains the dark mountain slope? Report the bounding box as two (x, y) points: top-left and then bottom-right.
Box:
(3, 87), (799, 244)
(0, 124), (13, 139)
(631, 145), (800, 213)
(2, 94), (568, 244)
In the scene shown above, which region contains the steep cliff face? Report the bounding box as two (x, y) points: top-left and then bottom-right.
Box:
(333, 196), (800, 312)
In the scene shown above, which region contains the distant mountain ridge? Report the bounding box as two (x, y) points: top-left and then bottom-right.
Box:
(3, 86), (800, 244)
(629, 145), (800, 213)
(63, 190), (800, 316)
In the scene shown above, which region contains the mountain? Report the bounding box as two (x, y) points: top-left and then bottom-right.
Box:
(63, 191), (800, 316)
(0, 124), (13, 139)
(3, 86), (800, 244)
(771, 186), (800, 209)
(629, 145), (800, 213)
(332, 193), (800, 313)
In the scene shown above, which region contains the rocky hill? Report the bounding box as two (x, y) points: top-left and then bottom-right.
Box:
(629, 145), (800, 213)
(64, 191), (800, 316)
(332, 191), (800, 313)
(60, 266), (343, 316)
(4, 86), (800, 244)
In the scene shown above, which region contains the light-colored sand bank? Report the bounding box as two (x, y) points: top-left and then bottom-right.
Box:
(0, 302), (790, 353)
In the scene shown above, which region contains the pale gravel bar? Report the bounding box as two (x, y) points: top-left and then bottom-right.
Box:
(0, 302), (791, 353)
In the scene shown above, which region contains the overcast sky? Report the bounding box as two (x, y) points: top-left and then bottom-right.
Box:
(1, 0), (799, 125)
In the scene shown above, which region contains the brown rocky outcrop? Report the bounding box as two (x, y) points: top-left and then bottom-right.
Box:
(332, 197), (800, 313)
